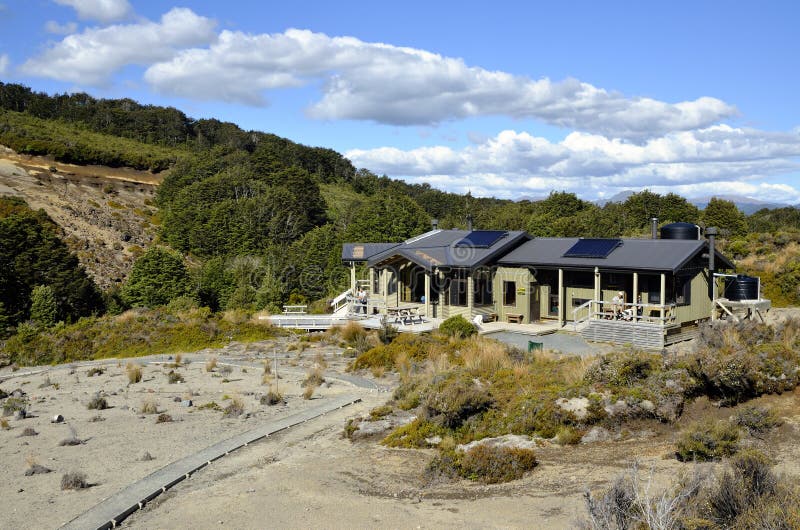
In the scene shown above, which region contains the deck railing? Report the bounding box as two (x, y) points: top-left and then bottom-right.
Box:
(573, 300), (676, 330)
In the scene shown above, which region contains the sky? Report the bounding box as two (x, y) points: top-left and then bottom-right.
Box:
(1, 0), (800, 203)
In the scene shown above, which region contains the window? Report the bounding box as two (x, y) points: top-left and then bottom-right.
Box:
(449, 271), (467, 306)
(675, 276), (692, 306)
(503, 281), (516, 306)
(473, 269), (492, 306)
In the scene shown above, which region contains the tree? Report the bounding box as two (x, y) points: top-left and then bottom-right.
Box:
(29, 285), (58, 328)
(121, 247), (192, 307)
(702, 198), (747, 238)
(344, 194), (430, 242)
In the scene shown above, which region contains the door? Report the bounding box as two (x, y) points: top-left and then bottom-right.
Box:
(529, 283), (540, 322)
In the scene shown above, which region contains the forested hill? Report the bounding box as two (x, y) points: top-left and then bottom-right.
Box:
(1, 82), (799, 327)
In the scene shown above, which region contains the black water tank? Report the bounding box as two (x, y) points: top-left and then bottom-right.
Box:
(724, 275), (759, 301)
(660, 222), (700, 240)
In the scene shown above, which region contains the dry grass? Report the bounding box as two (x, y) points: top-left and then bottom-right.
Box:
(21, 427), (37, 436)
(126, 362), (142, 384)
(461, 337), (513, 373)
(0, 418), (9, 430)
(371, 365), (385, 378)
(395, 351), (412, 383)
(87, 395), (108, 410)
(174, 353), (182, 366)
(302, 366), (325, 387)
(302, 385), (315, 400)
(261, 387), (283, 405)
(205, 357), (217, 372)
(223, 395), (245, 417)
(59, 426), (84, 446)
(341, 321), (367, 344)
(61, 471), (88, 490)
(140, 398), (158, 415)
(156, 413), (172, 424)
(313, 352), (328, 369)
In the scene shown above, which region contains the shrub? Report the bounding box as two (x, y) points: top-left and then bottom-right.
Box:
(260, 389), (283, 406)
(59, 426), (84, 446)
(341, 321), (367, 345)
(302, 367), (325, 388)
(87, 395), (108, 410)
(583, 350), (661, 387)
(61, 471), (89, 490)
(369, 405), (393, 420)
(423, 371), (493, 428)
(156, 413), (172, 424)
(555, 426), (583, 445)
(140, 398), (158, 414)
(126, 362), (143, 384)
(223, 396), (244, 417)
(87, 367), (104, 377)
(431, 445), (537, 484)
(0, 418), (8, 430)
(377, 316), (398, 344)
(350, 333), (435, 372)
(382, 419), (447, 448)
(167, 370), (184, 384)
(302, 385), (315, 400)
(733, 405), (781, 436)
(21, 427), (37, 436)
(676, 419), (740, 462)
(438, 315), (477, 338)
(205, 357), (217, 372)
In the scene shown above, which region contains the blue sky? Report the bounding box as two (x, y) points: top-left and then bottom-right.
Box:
(2, 0), (799, 202)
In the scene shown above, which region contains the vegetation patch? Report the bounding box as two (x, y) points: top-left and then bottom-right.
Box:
(438, 315), (477, 338)
(675, 419), (741, 462)
(428, 445), (538, 484)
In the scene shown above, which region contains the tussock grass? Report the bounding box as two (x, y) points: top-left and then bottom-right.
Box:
(140, 398), (158, 415)
(223, 395), (245, 417)
(205, 357), (217, 372)
(126, 362), (142, 384)
(302, 385), (315, 400)
(61, 471), (88, 490)
(87, 395), (108, 410)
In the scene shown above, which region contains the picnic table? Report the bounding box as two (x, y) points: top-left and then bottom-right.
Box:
(387, 306), (423, 325)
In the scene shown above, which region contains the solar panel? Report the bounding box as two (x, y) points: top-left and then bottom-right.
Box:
(563, 238), (622, 258)
(455, 230), (508, 248)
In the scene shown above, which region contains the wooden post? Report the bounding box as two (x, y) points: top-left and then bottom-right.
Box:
(350, 263), (357, 296)
(632, 272), (639, 321)
(424, 271), (431, 319)
(381, 269), (389, 315)
(660, 272), (666, 324)
(467, 271), (474, 318)
(438, 270), (446, 319)
(593, 266), (600, 318)
(558, 268), (564, 327)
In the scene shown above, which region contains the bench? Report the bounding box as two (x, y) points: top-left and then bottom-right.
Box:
(507, 313), (524, 324)
(482, 313), (498, 323)
(282, 305), (307, 314)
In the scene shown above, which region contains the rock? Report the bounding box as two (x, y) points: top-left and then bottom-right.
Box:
(173, 397), (182, 402)
(11, 389), (25, 398)
(425, 436), (442, 446)
(581, 426), (613, 444)
(181, 399), (193, 407)
(458, 434), (540, 453)
(638, 400), (655, 412)
(24, 464), (52, 476)
(51, 414), (64, 423)
(140, 451), (155, 461)
(604, 400), (629, 417)
(555, 397), (590, 420)
(349, 412), (415, 440)
(14, 410), (26, 420)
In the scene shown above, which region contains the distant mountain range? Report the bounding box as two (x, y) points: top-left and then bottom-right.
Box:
(594, 191), (796, 215)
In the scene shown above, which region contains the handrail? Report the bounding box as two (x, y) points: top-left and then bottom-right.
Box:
(572, 299), (594, 331)
(580, 300), (677, 327)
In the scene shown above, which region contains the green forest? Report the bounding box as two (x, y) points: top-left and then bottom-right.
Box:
(1, 82), (799, 356)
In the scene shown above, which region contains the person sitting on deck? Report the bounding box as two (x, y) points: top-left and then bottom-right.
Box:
(611, 291), (625, 319)
(356, 288), (367, 314)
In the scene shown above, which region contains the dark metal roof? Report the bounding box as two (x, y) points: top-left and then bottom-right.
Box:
(362, 229), (530, 270)
(341, 242), (402, 262)
(498, 237), (735, 273)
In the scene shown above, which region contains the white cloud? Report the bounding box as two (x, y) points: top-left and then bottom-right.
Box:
(0, 54), (8, 75)
(345, 126), (800, 202)
(45, 20), (78, 35)
(21, 8), (216, 85)
(144, 28), (735, 139)
(53, 0), (132, 23)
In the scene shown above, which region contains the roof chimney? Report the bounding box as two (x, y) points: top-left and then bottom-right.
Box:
(651, 217), (658, 239)
(466, 214), (473, 232)
(431, 218), (439, 230)
(705, 226), (718, 273)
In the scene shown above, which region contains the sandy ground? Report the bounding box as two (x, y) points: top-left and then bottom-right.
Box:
(2, 336), (799, 529)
